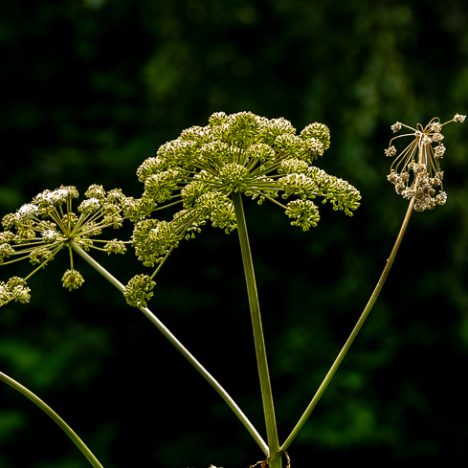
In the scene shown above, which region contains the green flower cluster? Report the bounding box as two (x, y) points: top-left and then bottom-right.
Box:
(0, 276), (30, 307)
(123, 274), (156, 308)
(128, 111), (361, 271)
(385, 113), (465, 211)
(0, 184), (129, 306)
(1, 112), (363, 309)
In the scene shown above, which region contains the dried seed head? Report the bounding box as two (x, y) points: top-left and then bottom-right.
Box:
(385, 114), (465, 211)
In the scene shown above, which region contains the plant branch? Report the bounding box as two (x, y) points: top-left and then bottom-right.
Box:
(0, 371), (104, 468)
(71, 241), (268, 456)
(281, 197), (416, 452)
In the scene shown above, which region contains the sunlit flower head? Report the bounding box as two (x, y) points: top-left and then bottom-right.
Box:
(385, 113), (465, 212)
(128, 111), (361, 269)
(0, 184), (129, 307)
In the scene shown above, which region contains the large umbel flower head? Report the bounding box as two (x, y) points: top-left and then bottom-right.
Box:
(385, 113), (465, 211)
(0, 185), (129, 307)
(129, 111), (361, 269)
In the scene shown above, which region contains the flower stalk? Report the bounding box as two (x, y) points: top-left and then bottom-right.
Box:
(281, 113), (465, 452)
(232, 193), (281, 468)
(281, 195), (415, 452)
(0, 370), (104, 468)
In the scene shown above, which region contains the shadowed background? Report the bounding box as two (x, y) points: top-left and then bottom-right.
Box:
(0, 0), (467, 466)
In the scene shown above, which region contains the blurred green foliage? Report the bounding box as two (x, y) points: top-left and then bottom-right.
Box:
(0, 0), (467, 466)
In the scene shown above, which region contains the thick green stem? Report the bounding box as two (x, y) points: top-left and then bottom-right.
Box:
(232, 193), (281, 468)
(281, 197), (415, 452)
(0, 371), (104, 467)
(71, 241), (268, 456)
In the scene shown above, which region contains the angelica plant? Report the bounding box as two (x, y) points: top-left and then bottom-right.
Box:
(0, 111), (464, 467)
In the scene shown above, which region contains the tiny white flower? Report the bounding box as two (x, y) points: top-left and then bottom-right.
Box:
(17, 204), (39, 218)
(42, 229), (59, 242)
(78, 197), (101, 213)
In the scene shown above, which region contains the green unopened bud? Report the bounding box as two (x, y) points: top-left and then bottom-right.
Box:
(104, 239), (127, 255)
(285, 199), (320, 231)
(123, 274), (156, 308)
(62, 269), (85, 291)
(300, 122), (331, 152)
(132, 219), (180, 267)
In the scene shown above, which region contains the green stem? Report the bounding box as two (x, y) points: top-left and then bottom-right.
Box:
(0, 371), (104, 468)
(71, 241), (268, 456)
(232, 193), (281, 468)
(281, 197), (416, 453)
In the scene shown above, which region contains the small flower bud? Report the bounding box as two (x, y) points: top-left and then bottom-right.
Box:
(104, 239), (127, 255)
(84, 184), (107, 199)
(285, 199), (320, 231)
(123, 274), (156, 308)
(300, 122), (330, 152)
(62, 269), (85, 291)
(78, 198), (101, 214)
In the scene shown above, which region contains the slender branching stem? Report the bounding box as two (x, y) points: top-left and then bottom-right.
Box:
(280, 197), (416, 452)
(232, 193), (282, 468)
(71, 241), (268, 456)
(0, 371), (104, 468)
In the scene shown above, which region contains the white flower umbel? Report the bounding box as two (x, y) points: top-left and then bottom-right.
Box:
(0, 185), (130, 306)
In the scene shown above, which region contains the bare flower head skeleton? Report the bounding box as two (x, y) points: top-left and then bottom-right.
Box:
(385, 113), (465, 212)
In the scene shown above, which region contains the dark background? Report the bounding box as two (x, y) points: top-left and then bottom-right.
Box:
(0, 1), (467, 467)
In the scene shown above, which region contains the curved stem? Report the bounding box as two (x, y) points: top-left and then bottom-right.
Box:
(0, 371), (104, 468)
(232, 193), (281, 468)
(281, 197), (416, 452)
(71, 241), (268, 456)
